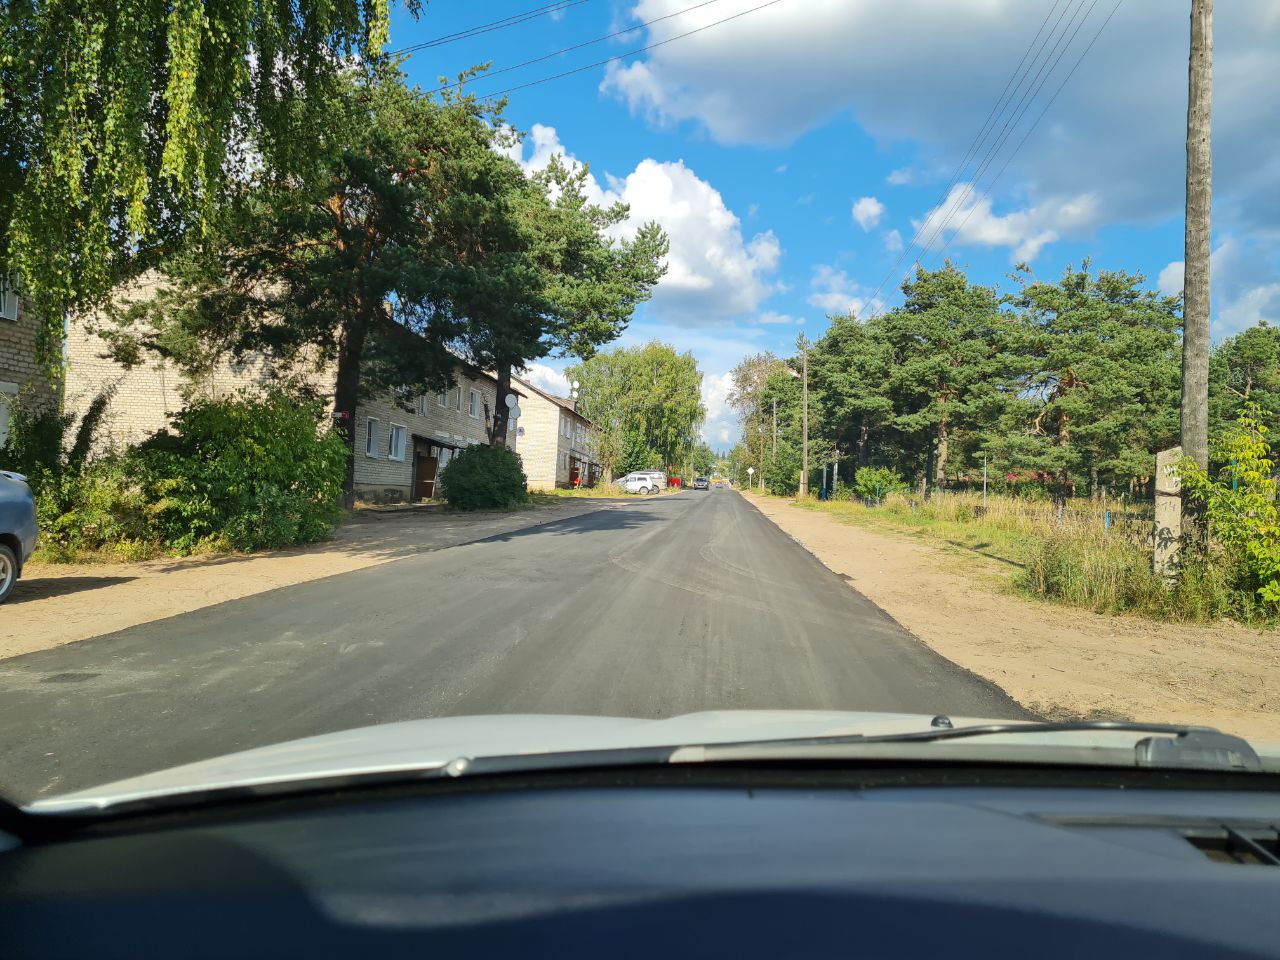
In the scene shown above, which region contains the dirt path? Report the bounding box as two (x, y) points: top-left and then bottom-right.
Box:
(3, 499), (621, 660)
(744, 492), (1280, 744)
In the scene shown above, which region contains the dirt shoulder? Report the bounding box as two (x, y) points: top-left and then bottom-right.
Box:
(4, 498), (622, 661)
(743, 491), (1280, 743)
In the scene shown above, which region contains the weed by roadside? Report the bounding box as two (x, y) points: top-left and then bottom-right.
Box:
(783, 491), (1270, 625)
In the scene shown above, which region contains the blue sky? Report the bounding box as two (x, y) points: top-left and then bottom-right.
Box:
(392, 0), (1280, 449)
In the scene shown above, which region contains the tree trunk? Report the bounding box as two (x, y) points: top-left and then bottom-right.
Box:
(1090, 465), (1100, 500)
(1056, 411), (1072, 500)
(856, 421), (870, 468)
(489, 361), (513, 448)
(934, 413), (949, 492)
(334, 324), (367, 509)
(1181, 0), (1213, 537)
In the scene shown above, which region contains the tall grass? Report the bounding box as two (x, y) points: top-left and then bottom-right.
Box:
(799, 490), (1264, 624)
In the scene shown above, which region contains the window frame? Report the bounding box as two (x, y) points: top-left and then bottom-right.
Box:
(0, 272), (18, 322)
(468, 388), (481, 419)
(388, 423), (407, 462)
(365, 417), (380, 458)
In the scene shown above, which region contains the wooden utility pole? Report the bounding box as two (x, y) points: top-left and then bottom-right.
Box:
(1180, 0), (1213, 474)
(797, 334), (810, 497)
(772, 397), (777, 457)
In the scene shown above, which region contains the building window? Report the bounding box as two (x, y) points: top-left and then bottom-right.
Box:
(455, 386), (463, 412)
(388, 423), (407, 461)
(365, 417), (380, 457)
(0, 272), (17, 322)
(437, 387), (448, 407)
(468, 388), (481, 418)
(0, 389), (14, 448)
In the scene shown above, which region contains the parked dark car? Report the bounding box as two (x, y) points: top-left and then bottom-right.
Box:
(0, 470), (38, 603)
(692, 476), (710, 490)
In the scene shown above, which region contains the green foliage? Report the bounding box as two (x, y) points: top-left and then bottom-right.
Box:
(568, 342), (706, 477)
(33, 458), (158, 563)
(137, 390), (347, 553)
(617, 429), (663, 475)
(851, 467), (907, 502)
(2, 0), (395, 357)
(763, 441), (801, 496)
(1181, 409), (1280, 604)
(1210, 323), (1280, 441)
(756, 262), (1182, 499)
(438, 445), (529, 511)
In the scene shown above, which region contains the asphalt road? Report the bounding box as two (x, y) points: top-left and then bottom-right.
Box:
(0, 490), (1027, 801)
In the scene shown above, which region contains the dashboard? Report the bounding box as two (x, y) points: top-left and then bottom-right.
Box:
(3, 766), (1280, 958)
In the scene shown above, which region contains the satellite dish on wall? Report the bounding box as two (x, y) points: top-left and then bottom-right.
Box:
(504, 393), (517, 408)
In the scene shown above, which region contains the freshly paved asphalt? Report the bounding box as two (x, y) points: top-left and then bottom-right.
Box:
(0, 490), (1027, 801)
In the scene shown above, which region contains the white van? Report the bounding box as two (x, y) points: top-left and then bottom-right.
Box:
(620, 471), (667, 495)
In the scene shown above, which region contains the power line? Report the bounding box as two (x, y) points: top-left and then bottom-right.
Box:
(425, 0), (727, 97)
(472, 0), (787, 100)
(387, 0), (593, 57)
(865, 0), (1086, 310)
(929, 0), (1125, 266)
(912, 0), (1100, 263)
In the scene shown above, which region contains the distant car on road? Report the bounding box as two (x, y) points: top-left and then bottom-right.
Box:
(620, 471), (667, 495)
(692, 477), (710, 490)
(0, 470), (38, 604)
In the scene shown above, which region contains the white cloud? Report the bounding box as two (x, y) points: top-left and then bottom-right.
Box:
(1159, 236), (1280, 337)
(807, 265), (883, 317)
(699, 370), (735, 446)
(797, 192), (816, 206)
(521, 362), (571, 397)
(599, 2), (1280, 232)
(774, 164), (788, 174)
(1221, 283), (1280, 334)
(1157, 260), (1184, 297)
(914, 183), (1099, 263)
(504, 124), (782, 326)
(886, 167), (914, 186)
(852, 196), (885, 231)
(757, 311), (802, 325)
(884, 228), (904, 252)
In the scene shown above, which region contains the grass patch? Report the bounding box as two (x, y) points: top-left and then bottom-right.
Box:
(784, 491), (1265, 625)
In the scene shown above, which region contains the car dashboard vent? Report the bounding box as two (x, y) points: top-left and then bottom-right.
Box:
(1184, 828), (1280, 866)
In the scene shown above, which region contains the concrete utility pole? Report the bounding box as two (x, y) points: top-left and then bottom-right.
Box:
(797, 334), (810, 497)
(1181, 0), (1213, 475)
(772, 397), (777, 457)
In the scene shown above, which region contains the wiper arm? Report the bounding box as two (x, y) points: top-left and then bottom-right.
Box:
(690, 720), (1264, 773)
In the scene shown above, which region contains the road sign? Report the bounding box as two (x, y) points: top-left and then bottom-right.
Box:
(747, 467), (755, 476)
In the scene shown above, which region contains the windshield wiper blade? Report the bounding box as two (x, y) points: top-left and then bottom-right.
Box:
(694, 721), (1264, 773)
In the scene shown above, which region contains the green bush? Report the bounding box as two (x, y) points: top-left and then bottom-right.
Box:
(763, 442), (801, 496)
(34, 457), (158, 561)
(1181, 408), (1280, 605)
(851, 466), (907, 503)
(137, 389), (347, 553)
(439, 444), (528, 511)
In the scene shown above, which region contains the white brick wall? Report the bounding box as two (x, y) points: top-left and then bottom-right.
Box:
(62, 279), (518, 503)
(1, 289), (59, 452)
(513, 377), (598, 491)
(353, 378), (516, 502)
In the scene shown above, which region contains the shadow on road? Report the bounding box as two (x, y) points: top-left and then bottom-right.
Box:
(471, 502), (666, 545)
(8, 575), (138, 603)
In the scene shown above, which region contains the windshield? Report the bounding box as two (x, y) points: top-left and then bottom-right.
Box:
(1, 0), (1277, 809)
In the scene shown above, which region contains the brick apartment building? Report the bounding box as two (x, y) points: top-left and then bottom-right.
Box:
(0, 273), (58, 451)
(513, 374), (600, 491)
(62, 280), (523, 503)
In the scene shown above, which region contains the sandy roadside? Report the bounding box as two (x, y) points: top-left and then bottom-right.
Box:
(3, 499), (619, 660)
(742, 491), (1280, 743)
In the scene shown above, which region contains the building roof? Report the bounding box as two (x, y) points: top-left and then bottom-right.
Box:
(511, 374), (593, 427)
